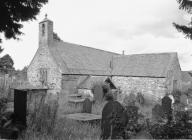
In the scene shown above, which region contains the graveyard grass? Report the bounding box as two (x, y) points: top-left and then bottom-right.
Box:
(20, 118), (101, 140)
(18, 92), (102, 140)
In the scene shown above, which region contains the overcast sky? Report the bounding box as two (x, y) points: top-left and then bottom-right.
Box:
(1, 0), (192, 70)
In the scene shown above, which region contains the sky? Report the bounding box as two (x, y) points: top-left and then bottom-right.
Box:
(1, 0), (192, 70)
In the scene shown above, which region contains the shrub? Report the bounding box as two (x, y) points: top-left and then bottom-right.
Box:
(123, 105), (144, 139)
(149, 110), (192, 139)
(0, 97), (8, 127)
(0, 97), (8, 114)
(149, 121), (192, 139)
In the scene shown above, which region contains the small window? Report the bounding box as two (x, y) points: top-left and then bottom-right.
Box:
(42, 24), (45, 36)
(39, 68), (48, 86)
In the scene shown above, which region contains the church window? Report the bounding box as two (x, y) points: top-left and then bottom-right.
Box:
(42, 24), (45, 36)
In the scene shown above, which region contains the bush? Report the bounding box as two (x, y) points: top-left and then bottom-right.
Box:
(0, 97), (8, 114)
(0, 97), (8, 127)
(149, 121), (192, 139)
(123, 105), (144, 139)
(149, 110), (192, 139)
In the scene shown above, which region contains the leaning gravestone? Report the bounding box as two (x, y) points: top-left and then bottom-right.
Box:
(161, 95), (172, 122)
(82, 98), (92, 113)
(101, 100), (128, 140)
(152, 104), (163, 122)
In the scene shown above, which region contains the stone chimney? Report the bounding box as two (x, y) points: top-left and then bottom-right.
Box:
(39, 14), (53, 47)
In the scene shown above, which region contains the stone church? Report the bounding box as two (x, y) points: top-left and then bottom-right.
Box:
(27, 17), (182, 101)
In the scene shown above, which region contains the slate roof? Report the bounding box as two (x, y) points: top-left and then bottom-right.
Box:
(111, 52), (178, 77)
(49, 40), (118, 75)
(181, 71), (192, 83)
(48, 39), (179, 77)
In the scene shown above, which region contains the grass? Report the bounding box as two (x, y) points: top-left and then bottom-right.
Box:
(20, 118), (101, 140)
(19, 95), (102, 140)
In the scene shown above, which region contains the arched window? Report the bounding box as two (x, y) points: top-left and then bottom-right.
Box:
(42, 24), (45, 36)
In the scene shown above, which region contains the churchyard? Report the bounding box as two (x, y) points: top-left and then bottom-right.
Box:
(1, 81), (192, 139)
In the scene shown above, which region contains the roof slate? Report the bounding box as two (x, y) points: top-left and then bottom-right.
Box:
(48, 40), (178, 77)
(111, 52), (177, 77)
(49, 41), (118, 75)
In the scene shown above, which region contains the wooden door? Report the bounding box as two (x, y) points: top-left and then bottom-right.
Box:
(14, 89), (27, 126)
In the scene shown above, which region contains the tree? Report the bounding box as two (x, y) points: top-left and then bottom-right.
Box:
(0, 0), (48, 41)
(0, 54), (14, 73)
(0, 1), (48, 71)
(173, 0), (192, 39)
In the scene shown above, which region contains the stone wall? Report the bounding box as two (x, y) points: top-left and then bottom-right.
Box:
(165, 54), (182, 92)
(27, 46), (62, 95)
(112, 76), (167, 103)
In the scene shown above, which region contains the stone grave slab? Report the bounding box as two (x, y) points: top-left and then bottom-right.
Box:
(65, 113), (101, 122)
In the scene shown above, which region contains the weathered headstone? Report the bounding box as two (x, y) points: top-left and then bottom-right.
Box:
(162, 95), (172, 111)
(162, 95), (172, 122)
(93, 84), (104, 102)
(152, 104), (163, 122)
(82, 98), (92, 113)
(101, 100), (128, 139)
(136, 92), (145, 105)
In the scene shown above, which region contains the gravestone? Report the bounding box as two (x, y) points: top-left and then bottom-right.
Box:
(162, 95), (172, 122)
(152, 104), (163, 122)
(82, 98), (92, 113)
(101, 100), (128, 139)
(93, 84), (104, 102)
(136, 92), (144, 105)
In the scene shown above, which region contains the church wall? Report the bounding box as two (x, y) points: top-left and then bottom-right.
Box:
(27, 45), (62, 96)
(112, 76), (167, 103)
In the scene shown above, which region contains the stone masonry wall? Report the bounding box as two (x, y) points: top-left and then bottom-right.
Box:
(27, 46), (62, 95)
(112, 76), (167, 103)
(165, 55), (182, 92)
